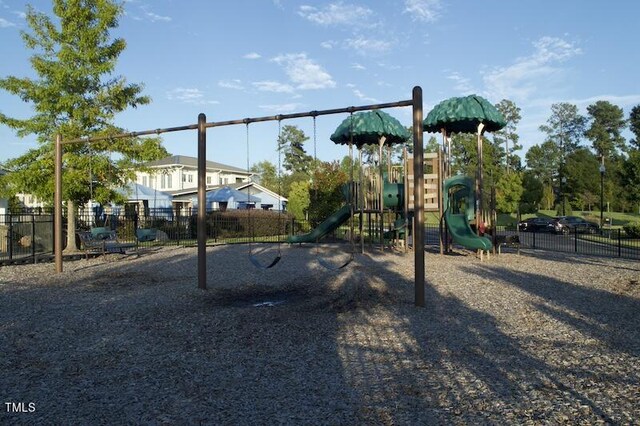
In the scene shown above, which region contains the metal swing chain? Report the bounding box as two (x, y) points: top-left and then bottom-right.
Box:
(246, 120), (282, 269)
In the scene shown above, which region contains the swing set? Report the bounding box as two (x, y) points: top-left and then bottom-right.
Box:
(54, 86), (427, 306)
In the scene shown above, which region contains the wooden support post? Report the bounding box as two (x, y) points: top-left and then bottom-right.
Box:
(197, 113), (207, 290)
(412, 86), (425, 307)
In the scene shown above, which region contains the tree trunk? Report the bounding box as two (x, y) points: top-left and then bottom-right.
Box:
(63, 200), (80, 253)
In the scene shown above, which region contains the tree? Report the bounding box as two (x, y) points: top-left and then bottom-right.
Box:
(308, 161), (348, 226)
(250, 161), (278, 193)
(520, 170), (543, 213)
(539, 103), (587, 155)
(564, 148), (599, 208)
(287, 180), (310, 221)
(277, 125), (313, 175)
(622, 105), (640, 209)
(495, 172), (523, 213)
(629, 105), (640, 149)
(493, 99), (522, 173)
(525, 141), (561, 184)
(585, 100), (627, 158)
(0, 0), (165, 252)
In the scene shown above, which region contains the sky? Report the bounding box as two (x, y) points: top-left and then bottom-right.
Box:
(1, 0), (640, 171)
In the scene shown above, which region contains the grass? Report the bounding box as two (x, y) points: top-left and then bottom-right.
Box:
(422, 209), (640, 229)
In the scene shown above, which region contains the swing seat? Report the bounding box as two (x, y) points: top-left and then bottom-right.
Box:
(135, 228), (157, 242)
(78, 230), (137, 259)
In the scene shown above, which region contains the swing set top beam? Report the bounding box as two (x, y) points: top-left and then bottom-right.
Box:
(60, 99), (413, 145)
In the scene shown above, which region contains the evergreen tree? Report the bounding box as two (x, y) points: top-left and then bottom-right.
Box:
(493, 99), (523, 173)
(277, 125), (313, 175)
(0, 0), (166, 251)
(585, 100), (627, 158)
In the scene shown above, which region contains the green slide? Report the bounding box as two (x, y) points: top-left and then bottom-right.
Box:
(445, 210), (492, 251)
(287, 204), (352, 244)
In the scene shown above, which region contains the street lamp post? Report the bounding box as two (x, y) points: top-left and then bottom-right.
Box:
(599, 158), (605, 228)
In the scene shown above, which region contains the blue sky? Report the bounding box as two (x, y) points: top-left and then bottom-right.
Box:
(1, 0), (639, 170)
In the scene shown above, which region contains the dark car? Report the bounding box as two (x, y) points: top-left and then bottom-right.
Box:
(552, 216), (600, 234)
(518, 217), (554, 232)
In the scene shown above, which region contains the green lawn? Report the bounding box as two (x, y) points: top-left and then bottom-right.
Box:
(423, 210), (640, 228)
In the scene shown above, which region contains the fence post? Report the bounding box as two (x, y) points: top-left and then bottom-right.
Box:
(574, 228), (578, 253)
(31, 214), (36, 263)
(618, 228), (621, 258)
(8, 214), (13, 261)
(532, 231), (535, 249)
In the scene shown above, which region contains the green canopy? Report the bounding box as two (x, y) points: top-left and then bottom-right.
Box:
(330, 110), (410, 147)
(423, 95), (506, 134)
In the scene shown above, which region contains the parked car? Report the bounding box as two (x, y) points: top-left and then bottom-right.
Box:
(551, 216), (600, 234)
(518, 217), (554, 232)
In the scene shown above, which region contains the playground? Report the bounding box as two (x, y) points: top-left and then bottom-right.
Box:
(1, 245), (639, 424)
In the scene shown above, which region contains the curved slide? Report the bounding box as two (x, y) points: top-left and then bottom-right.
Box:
(445, 210), (492, 251)
(287, 204), (352, 244)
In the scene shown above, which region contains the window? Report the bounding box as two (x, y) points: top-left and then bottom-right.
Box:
(223, 177), (229, 184)
(142, 176), (148, 187)
(236, 177), (243, 183)
(188, 174), (193, 183)
(160, 174), (166, 189)
(207, 176), (211, 184)
(167, 174), (172, 188)
(182, 174), (186, 182)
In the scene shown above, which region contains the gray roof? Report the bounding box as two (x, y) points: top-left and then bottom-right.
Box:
(145, 155), (249, 174)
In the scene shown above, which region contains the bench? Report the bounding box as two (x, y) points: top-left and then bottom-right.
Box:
(77, 229), (137, 259)
(495, 234), (520, 255)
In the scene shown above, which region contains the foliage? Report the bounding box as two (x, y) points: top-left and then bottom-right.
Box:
(519, 171), (543, 212)
(495, 172), (523, 213)
(250, 160), (279, 193)
(0, 0), (166, 248)
(492, 99), (523, 172)
(585, 100), (627, 158)
(623, 222), (640, 238)
(287, 180), (310, 221)
(621, 149), (640, 205)
(630, 105), (640, 149)
(190, 210), (293, 239)
(555, 199), (573, 216)
(308, 161), (348, 226)
(277, 125), (313, 175)
(539, 103), (586, 155)
(541, 184), (555, 210)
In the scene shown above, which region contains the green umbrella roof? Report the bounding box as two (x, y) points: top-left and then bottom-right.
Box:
(330, 110), (410, 147)
(423, 95), (506, 134)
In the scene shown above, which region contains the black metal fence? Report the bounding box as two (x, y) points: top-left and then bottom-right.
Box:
(1, 211), (638, 264)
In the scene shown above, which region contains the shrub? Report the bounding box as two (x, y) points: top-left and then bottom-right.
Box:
(555, 200), (573, 216)
(623, 222), (640, 238)
(189, 210), (294, 240)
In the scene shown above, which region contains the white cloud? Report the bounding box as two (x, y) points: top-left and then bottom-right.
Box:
(166, 88), (218, 104)
(259, 103), (304, 113)
(353, 89), (379, 103)
(243, 52), (261, 60)
(298, 2), (373, 26)
(320, 41), (335, 49)
(145, 11), (171, 22)
(218, 79), (244, 90)
(446, 72), (474, 94)
(404, 0), (442, 23)
(272, 53), (336, 90)
(252, 81), (295, 93)
(345, 37), (393, 55)
(0, 17), (15, 27)
(351, 63), (366, 70)
(483, 36), (582, 102)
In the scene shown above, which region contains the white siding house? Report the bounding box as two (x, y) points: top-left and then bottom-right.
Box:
(134, 155), (252, 194)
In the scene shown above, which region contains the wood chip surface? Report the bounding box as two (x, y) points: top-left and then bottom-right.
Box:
(1, 245), (639, 424)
